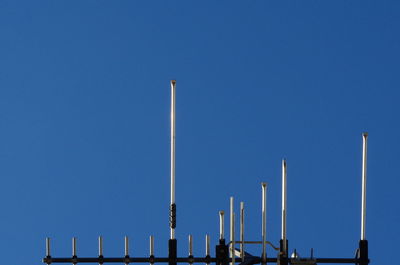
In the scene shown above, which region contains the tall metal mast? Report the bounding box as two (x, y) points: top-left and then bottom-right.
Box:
(170, 80), (177, 240)
(169, 80), (177, 265)
(281, 159), (287, 254)
(361, 133), (368, 240)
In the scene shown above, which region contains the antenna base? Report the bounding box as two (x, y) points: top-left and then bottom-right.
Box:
(278, 240), (288, 265)
(358, 240), (369, 265)
(216, 240), (229, 265)
(168, 239), (177, 265)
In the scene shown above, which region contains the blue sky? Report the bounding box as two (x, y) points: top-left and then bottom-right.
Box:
(0, 1), (399, 264)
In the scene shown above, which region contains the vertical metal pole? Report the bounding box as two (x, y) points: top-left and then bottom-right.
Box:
(188, 235), (193, 257)
(150, 236), (155, 265)
(219, 211), (225, 240)
(230, 197), (235, 265)
(169, 80), (177, 265)
(205, 234), (210, 257)
(240, 202), (244, 262)
(361, 132), (368, 241)
(170, 80), (177, 240)
(232, 213), (235, 265)
(98, 236), (103, 257)
(150, 236), (154, 256)
(281, 159), (287, 254)
(46, 237), (51, 257)
(72, 237), (77, 257)
(125, 236), (129, 257)
(359, 133), (369, 265)
(261, 183), (267, 265)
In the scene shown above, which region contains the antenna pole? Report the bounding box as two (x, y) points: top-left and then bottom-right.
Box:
(72, 237), (77, 258)
(240, 202), (244, 262)
(170, 80), (177, 240)
(219, 211), (225, 240)
(230, 197), (235, 265)
(124, 236), (129, 257)
(150, 236), (154, 257)
(188, 235), (193, 257)
(361, 133), (368, 240)
(169, 80), (177, 265)
(281, 159), (287, 254)
(205, 234), (210, 258)
(261, 183), (267, 265)
(98, 236), (103, 257)
(359, 133), (369, 265)
(46, 238), (51, 257)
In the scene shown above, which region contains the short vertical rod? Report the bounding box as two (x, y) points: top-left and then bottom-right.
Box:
(261, 183), (267, 265)
(361, 132), (368, 240)
(205, 234), (210, 257)
(46, 237), (51, 257)
(150, 235), (154, 265)
(232, 213), (235, 265)
(72, 237), (77, 257)
(219, 211), (225, 240)
(125, 236), (129, 257)
(240, 202), (245, 262)
(98, 236), (103, 257)
(188, 235), (193, 257)
(170, 80), (177, 240)
(150, 236), (154, 256)
(281, 159), (287, 254)
(230, 197), (235, 265)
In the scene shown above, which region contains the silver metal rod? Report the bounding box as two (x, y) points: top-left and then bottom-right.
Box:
(361, 132), (368, 240)
(281, 159), (287, 254)
(170, 80), (176, 240)
(240, 202), (244, 262)
(188, 235), (193, 256)
(46, 237), (50, 257)
(72, 237), (77, 257)
(230, 197), (235, 265)
(98, 236), (103, 256)
(232, 213), (235, 265)
(205, 234), (210, 257)
(124, 236), (129, 256)
(149, 236), (154, 256)
(219, 211), (225, 240)
(261, 183), (267, 264)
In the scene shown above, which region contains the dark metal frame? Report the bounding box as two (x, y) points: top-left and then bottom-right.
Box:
(42, 239), (369, 265)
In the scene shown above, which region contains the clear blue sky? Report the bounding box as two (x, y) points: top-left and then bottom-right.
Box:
(0, 1), (399, 264)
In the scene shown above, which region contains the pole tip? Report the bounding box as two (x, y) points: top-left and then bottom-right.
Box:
(261, 182), (267, 188)
(363, 132), (368, 138)
(219, 210), (224, 215)
(171, 80), (176, 85)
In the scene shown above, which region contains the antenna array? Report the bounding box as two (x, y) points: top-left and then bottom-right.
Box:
(42, 81), (370, 265)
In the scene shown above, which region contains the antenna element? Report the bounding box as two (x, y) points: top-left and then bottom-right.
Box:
(170, 80), (177, 240)
(261, 182), (267, 265)
(361, 133), (368, 240)
(281, 159), (287, 254)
